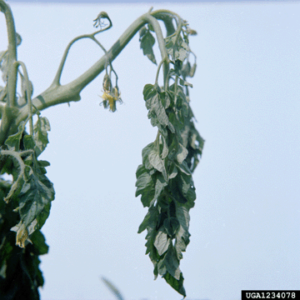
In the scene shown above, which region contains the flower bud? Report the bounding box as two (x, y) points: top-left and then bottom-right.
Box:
(103, 74), (111, 92)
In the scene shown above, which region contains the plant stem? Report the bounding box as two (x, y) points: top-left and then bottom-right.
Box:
(15, 61), (33, 135)
(52, 30), (111, 87)
(7, 9), (182, 137)
(143, 14), (169, 91)
(0, 0), (18, 108)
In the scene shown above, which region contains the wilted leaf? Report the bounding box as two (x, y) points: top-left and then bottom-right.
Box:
(140, 29), (157, 64)
(135, 166), (155, 207)
(34, 116), (50, 157)
(158, 245), (180, 280)
(176, 143), (188, 164)
(164, 217), (180, 238)
(4, 122), (25, 151)
(154, 229), (169, 256)
(163, 272), (186, 297)
(148, 147), (167, 181)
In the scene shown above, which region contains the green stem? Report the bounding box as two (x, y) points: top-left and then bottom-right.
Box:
(15, 61), (33, 135)
(0, 1), (20, 146)
(174, 75), (178, 105)
(9, 9), (184, 136)
(0, 0), (18, 108)
(155, 60), (165, 86)
(52, 28), (111, 87)
(154, 130), (160, 153)
(143, 13), (169, 91)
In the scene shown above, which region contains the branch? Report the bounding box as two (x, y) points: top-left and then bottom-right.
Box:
(15, 61), (33, 135)
(9, 9), (180, 136)
(51, 18), (112, 87)
(0, 1), (19, 145)
(142, 13), (169, 90)
(0, 0), (18, 108)
(11, 13), (144, 128)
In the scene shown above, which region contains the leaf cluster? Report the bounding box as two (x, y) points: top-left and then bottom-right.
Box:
(1, 116), (54, 246)
(136, 22), (204, 295)
(0, 114), (53, 297)
(0, 180), (48, 299)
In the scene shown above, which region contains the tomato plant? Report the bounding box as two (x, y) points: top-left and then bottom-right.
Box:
(0, 1), (204, 298)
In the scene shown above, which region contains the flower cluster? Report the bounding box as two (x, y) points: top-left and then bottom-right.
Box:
(100, 74), (122, 112)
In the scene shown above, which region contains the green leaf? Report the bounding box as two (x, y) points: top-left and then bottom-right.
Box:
(4, 122), (25, 151)
(169, 164), (178, 180)
(18, 161), (54, 230)
(179, 78), (193, 88)
(175, 205), (190, 260)
(169, 179), (187, 205)
(140, 29), (157, 64)
(23, 135), (35, 156)
(176, 143), (188, 164)
(163, 272), (186, 297)
(147, 23), (155, 32)
(153, 175), (167, 202)
(145, 93), (175, 133)
(144, 207), (160, 275)
(181, 62), (191, 78)
(160, 92), (171, 109)
(164, 217), (180, 238)
(148, 147), (167, 181)
(33, 116), (50, 157)
(178, 172), (196, 208)
(154, 229), (170, 256)
(142, 142), (155, 170)
(137, 21), (203, 298)
(143, 84), (156, 100)
(135, 166), (155, 207)
(138, 205), (158, 234)
(30, 230), (49, 255)
(176, 161), (192, 176)
(165, 35), (189, 62)
(158, 245), (181, 280)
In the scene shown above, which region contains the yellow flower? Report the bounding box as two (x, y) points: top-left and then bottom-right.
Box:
(100, 87), (122, 112)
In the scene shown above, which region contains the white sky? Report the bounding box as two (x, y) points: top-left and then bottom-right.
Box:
(1, 2), (300, 300)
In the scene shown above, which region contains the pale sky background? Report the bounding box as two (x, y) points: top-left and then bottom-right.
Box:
(1, 1), (300, 300)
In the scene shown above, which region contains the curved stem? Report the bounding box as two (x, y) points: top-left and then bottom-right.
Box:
(142, 13), (169, 91)
(51, 28), (111, 87)
(0, 0), (18, 108)
(15, 61), (33, 135)
(155, 60), (164, 86)
(10, 9), (184, 136)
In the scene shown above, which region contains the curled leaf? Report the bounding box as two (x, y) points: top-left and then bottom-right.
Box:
(11, 223), (31, 248)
